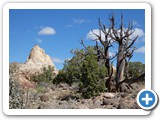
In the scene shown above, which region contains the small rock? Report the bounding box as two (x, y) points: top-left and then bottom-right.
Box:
(38, 103), (49, 109)
(131, 94), (137, 99)
(103, 93), (115, 98)
(93, 99), (102, 108)
(93, 95), (104, 101)
(51, 87), (55, 91)
(58, 101), (69, 109)
(130, 102), (140, 109)
(59, 100), (68, 105)
(81, 99), (87, 104)
(104, 105), (114, 109)
(58, 83), (65, 88)
(118, 102), (129, 109)
(77, 104), (89, 109)
(103, 98), (120, 108)
(101, 105), (113, 109)
(40, 95), (49, 102)
(120, 92), (128, 98)
(58, 83), (69, 90)
(120, 83), (132, 93)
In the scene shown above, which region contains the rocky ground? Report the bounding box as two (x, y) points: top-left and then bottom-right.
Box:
(10, 81), (143, 109)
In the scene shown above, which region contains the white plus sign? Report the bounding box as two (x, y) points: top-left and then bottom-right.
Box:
(142, 93), (153, 105)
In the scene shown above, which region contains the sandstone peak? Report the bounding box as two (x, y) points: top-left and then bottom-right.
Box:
(20, 45), (56, 73)
(27, 45), (53, 66)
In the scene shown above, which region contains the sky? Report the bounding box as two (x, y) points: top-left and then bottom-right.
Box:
(9, 9), (145, 70)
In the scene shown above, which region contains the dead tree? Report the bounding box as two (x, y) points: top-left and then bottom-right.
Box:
(89, 13), (143, 92)
(108, 14), (139, 91)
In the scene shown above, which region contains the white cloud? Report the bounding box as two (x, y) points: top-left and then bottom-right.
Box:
(86, 29), (106, 41)
(86, 28), (145, 42)
(35, 38), (42, 43)
(130, 28), (144, 39)
(52, 57), (64, 63)
(135, 46), (145, 53)
(38, 26), (56, 35)
(73, 18), (91, 24)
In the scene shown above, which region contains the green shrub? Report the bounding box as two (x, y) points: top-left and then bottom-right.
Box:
(127, 62), (145, 78)
(36, 86), (47, 93)
(31, 66), (55, 83)
(79, 53), (106, 98)
(53, 46), (107, 98)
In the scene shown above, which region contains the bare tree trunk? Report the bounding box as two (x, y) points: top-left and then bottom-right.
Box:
(104, 44), (111, 76)
(116, 44), (125, 84)
(117, 73), (145, 86)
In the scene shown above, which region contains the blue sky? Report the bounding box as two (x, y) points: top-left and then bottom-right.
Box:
(9, 9), (145, 70)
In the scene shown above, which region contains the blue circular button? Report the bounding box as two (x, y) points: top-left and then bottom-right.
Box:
(137, 89), (158, 110)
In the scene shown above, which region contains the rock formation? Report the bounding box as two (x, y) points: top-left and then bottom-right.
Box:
(20, 45), (56, 73)
(10, 45), (58, 88)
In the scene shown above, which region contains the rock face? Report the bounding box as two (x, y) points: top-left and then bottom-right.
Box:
(27, 45), (54, 67)
(10, 45), (58, 88)
(20, 45), (56, 73)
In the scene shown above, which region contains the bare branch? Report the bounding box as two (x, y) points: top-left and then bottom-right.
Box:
(122, 30), (135, 40)
(109, 32), (117, 41)
(91, 29), (104, 45)
(110, 52), (118, 60)
(125, 35), (138, 51)
(95, 41), (107, 60)
(80, 39), (87, 50)
(120, 13), (124, 39)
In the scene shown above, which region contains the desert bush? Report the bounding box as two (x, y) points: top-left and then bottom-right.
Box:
(78, 53), (106, 98)
(53, 46), (107, 98)
(127, 62), (145, 78)
(31, 66), (55, 83)
(9, 62), (21, 74)
(9, 79), (29, 109)
(36, 86), (47, 93)
(9, 79), (22, 109)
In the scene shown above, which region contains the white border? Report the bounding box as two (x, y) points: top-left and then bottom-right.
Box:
(3, 3), (151, 115)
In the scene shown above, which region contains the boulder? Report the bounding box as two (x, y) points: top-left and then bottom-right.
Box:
(103, 93), (115, 98)
(103, 98), (120, 108)
(118, 102), (129, 109)
(120, 92), (129, 98)
(40, 95), (49, 102)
